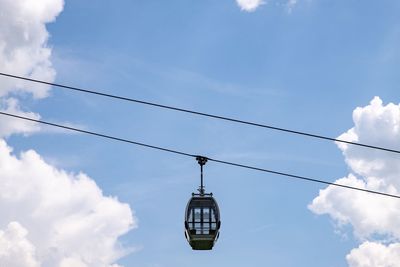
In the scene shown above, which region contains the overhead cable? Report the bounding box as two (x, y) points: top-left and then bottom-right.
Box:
(1, 72), (399, 155)
(0, 110), (399, 200)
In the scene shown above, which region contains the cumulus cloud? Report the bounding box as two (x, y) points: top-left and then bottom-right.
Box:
(0, 98), (41, 137)
(0, 222), (40, 267)
(0, 0), (64, 137)
(337, 97), (400, 186)
(347, 242), (400, 267)
(0, 2), (137, 266)
(236, 0), (265, 12)
(309, 97), (400, 266)
(0, 0), (63, 98)
(0, 139), (136, 266)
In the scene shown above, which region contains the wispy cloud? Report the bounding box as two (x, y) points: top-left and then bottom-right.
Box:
(286, 0), (298, 13)
(236, 0), (265, 12)
(248, 223), (274, 233)
(235, 0), (300, 12)
(40, 120), (88, 135)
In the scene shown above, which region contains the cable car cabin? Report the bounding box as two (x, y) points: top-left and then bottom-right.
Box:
(184, 193), (221, 250)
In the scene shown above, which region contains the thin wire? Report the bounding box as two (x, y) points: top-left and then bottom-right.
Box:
(0, 112), (195, 158)
(0, 111), (399, 200)
(1, 72), (399, 155)
(208, 158), (400, 199)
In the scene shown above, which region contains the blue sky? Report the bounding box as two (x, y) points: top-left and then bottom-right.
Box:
(1, 0), (400, 266)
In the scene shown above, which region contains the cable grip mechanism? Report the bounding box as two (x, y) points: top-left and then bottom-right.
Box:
(196, 156), (208, 195)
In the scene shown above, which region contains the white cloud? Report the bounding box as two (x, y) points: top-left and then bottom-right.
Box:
(337, 97), (400, 187)
(0, 0), (64, 137)
(0, 0), (63, 99)
(0, 139), (136, 267)
(347, 242), (400, 267)
(235, 0), (300, 12)
(0, 98), (41, 137)
(309, 97), (400, 266)
(236, 0), (265, 12)
(309, 173), (400, 239)
(0, 1), (137, 266)
(0, 222), (40, 267)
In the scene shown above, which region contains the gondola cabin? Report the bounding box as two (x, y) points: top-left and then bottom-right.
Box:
(184, 156), (221, 250)
(184, 193), (220, 250)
